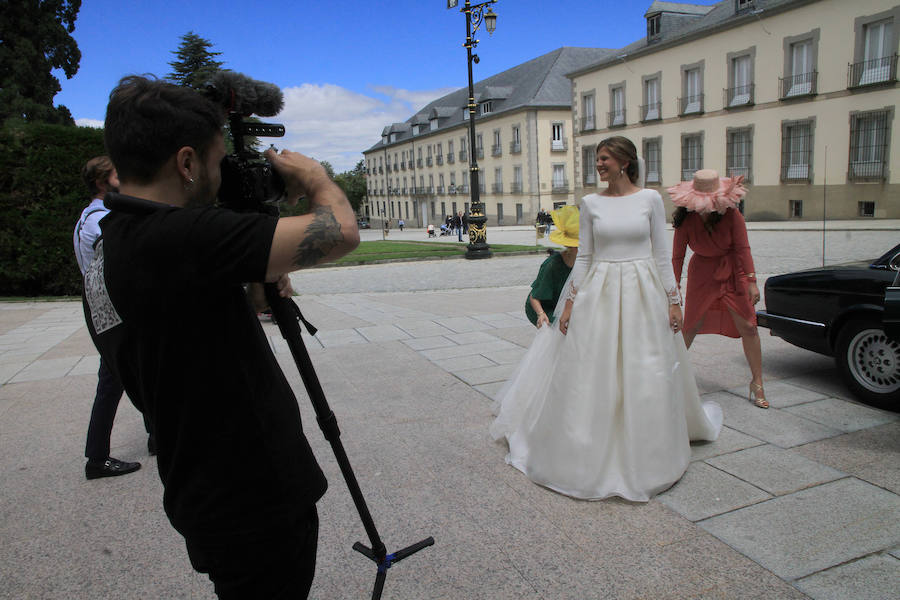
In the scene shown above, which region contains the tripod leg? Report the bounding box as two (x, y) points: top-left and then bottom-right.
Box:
(263, 284), (386, 558)
(262, 284), (433, 596)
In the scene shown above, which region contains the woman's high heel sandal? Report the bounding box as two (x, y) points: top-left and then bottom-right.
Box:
(749, 382), (769, 409)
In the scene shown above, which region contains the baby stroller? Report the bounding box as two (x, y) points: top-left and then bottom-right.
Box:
(439, 224), (452, 236)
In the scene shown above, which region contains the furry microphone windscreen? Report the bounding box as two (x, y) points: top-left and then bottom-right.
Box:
(205, 71), (284, 117)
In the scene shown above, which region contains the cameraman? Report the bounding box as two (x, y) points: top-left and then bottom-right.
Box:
(82, 76), (359, 599)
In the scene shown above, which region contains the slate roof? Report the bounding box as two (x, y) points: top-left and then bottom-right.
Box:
(644, 1), (713, 17)
(570, 0), (818, 78)
(365, 47), (616, 152)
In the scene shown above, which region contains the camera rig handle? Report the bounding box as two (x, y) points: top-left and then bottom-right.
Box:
(262, 282), (434, 599)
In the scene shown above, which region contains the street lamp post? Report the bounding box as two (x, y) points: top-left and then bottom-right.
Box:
(448, 0), (497, 259)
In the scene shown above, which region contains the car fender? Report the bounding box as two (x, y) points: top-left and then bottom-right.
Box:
(827, 303), (884, 350)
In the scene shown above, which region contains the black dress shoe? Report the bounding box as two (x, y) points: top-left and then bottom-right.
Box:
(85, 457), (141, 480)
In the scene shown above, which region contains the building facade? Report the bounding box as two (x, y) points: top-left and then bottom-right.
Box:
(569, 0), (899, 220)
(363, 47), (615, 229)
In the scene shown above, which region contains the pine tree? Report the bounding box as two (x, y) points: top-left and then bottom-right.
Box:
(0, 0), (81, 125)
(166, 31), (224, 90)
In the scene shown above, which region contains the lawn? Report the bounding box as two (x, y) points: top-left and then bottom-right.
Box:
(331, 240), (543, 265)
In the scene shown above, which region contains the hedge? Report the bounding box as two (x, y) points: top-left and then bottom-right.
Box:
(0, 122), (106, 296)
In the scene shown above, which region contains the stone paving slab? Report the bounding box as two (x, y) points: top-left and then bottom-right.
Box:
(472, 313), (529, 328)
(8, 356), (82, 383)
(401, 335), (457, 351)
(313, 328), (368, 348)
(658, 461), (773, 522)
(700, 477), (900, 580)
(712, 390), (844, 448)
(782, 370), (858, 401)
(480, 346), (528, 365)
(433, 354), (496, 372)
(726, 379), (829, 408)
(454, 363), (518, 386)
(783, 397), (899, 432)
(434, 316), (495, 333)
(453, 330), (503, 345)
(69, 354), (100, 377)
(420, 339), (515, 361)
(794, 553), (900, 600)
(393, 319), (455, 338)
(473, 381), (506, 402)
(689, 425), (765, 462)
(793, 421), (900, 495)
(706, 444), (846, 496)
(356, 324), (411, 342)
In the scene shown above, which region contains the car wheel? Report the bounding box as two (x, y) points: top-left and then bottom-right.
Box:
(835, 317), (900, 409)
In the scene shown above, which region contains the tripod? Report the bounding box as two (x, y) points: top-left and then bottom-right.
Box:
(264, 283), (434, 599)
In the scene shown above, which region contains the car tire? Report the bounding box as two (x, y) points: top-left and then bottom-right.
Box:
(834, 317), (900, 410)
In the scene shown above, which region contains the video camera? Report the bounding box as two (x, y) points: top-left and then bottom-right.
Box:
(204, 71), (287, 214)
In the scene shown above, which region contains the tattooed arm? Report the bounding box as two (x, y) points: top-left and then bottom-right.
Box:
(264, 148), (360, 280)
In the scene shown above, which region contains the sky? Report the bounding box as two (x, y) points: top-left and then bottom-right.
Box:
(54, 0), (721, 172)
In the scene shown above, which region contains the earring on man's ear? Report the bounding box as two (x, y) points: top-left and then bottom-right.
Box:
(184, 177), (194, 191)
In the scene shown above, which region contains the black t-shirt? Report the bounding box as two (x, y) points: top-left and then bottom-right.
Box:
(82, 193), (327, 540)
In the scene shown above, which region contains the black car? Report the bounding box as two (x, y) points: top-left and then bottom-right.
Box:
(756, 243), (900, 409)
(357, 219), (371, 229)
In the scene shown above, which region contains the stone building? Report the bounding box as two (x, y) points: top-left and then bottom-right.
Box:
(362, 47), (615, 228)
(568, 0), (899, 220)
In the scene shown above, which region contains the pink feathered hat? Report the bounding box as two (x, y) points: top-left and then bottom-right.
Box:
(667, 169), (747, 215)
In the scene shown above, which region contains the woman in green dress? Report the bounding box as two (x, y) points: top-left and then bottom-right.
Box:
(525, 205), (579, 327)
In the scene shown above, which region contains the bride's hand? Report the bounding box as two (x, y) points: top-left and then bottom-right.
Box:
(669, 304), (683, 333)
(559, 301), (573, 335)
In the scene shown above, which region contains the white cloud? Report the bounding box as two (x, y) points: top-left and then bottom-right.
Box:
(370, 85), (458, 112)
(76, 118), (104, 128)
(273, 83), (458, 173)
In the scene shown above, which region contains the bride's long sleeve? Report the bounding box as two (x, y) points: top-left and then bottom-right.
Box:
(649, 191), (681, 304)
(565, 197), (593, 300)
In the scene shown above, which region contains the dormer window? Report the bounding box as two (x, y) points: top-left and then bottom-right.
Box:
(647, 13), (661, 41)
(430, 118), (439, 131)
(412, 124), (420, 135)
(481, 101), (493, 115)
(389, 133), (397, 143)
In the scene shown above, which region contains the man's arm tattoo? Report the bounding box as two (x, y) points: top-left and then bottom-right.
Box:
(292, 207), (343, 268)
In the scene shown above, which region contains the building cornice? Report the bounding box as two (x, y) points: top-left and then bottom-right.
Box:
(566, 0), (823, 80)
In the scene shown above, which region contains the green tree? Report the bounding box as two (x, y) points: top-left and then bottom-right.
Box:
(166, 31), (223, 90)
(278, 159), (338, 217)
(0, 122), (106, 295)
(319, 161), (336, 180)
(334, 159), (367, 212)
(0, 0), (81, 125)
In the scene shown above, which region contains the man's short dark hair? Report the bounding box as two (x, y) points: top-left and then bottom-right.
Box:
(104, 75), (225, 184)
(82, 155), (115, 197)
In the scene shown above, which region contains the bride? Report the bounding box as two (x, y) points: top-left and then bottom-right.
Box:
(490, 136), (722, 502)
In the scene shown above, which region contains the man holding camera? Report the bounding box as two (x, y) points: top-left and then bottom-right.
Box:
(82, 75), (359, 598)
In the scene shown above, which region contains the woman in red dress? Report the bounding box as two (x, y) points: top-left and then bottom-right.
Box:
(669, 170), (767, 408)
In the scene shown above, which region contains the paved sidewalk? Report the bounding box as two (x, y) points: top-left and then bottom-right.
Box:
(2, 228), (899, 598)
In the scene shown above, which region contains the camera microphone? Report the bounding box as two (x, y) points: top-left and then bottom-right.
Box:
(205, 71), (287, 211)
(205, 71), (284, 117)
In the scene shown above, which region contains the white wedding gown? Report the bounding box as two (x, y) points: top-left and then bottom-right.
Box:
(490, 189), (722, 502)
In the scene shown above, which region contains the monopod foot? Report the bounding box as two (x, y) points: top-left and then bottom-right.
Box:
(353, 537), (435, 600)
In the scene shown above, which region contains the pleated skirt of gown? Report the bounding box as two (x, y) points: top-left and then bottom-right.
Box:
(490, 257), (722, 502)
